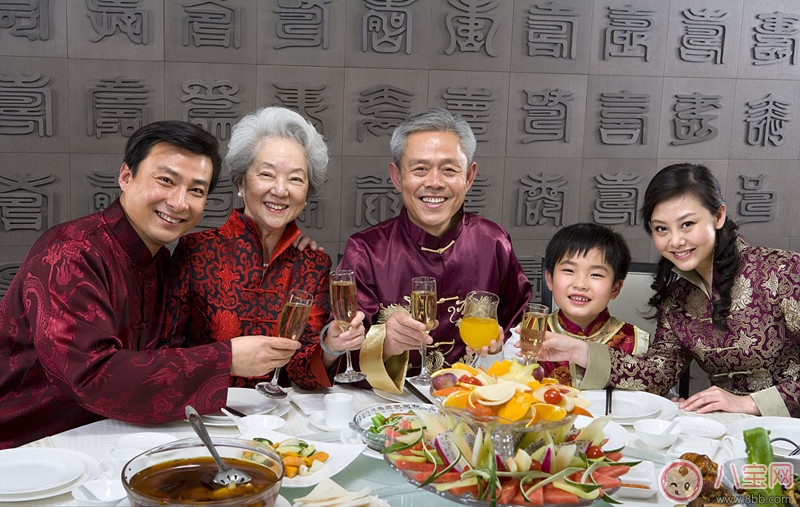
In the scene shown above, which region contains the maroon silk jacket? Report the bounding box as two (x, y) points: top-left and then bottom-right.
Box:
(160, 209), (335, 389)
(340, 207), (532, 375)
(0, 201), (231, 449)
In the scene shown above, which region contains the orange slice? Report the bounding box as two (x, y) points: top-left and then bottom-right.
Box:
(532, 402), (567, 422)
(450, 362), (480, 376)
(432, 386), (463, 397)
(443, 389), (472, 409)
(495, 392), (534, 422)
(486, 360), (512, 377)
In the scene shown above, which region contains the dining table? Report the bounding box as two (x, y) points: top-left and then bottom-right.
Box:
(12, 382), (760, 507)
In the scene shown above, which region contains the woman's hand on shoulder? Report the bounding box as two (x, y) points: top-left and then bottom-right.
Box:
(293, 233), (323, 251)
(678, 386), (760, 415)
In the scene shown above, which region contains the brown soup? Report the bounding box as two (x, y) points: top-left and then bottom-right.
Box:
(129, 456), (278, 503)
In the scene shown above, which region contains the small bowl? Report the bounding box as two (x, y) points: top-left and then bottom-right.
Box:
(71, 479), (127, 506)
(235, 414), (286, 433)
(350, 403), (441, 451)
(633, 419), (682, 449)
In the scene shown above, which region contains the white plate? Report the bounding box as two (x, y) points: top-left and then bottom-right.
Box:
(339, 427), (383, 460)
(0, 448), (85, 494)
(287, 390), (326, 416)
(668, 435), (720, 459)
(674, 416), (726, 439)
(202, 387), (280, 425)
(113, 432), (177, 451)
(727, 416), (800, 456)
(580, 390), (662, 423)
(308, 411), (347, 433)
(239, 429), (365, 488)
(573, 415), (629, 451)
(617, 460), (657, 499)
(0, 449), (99, 503)
(373, 388), (416, 404)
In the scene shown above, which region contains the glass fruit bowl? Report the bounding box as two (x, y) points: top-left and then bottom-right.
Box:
(349, 403), (441, 452)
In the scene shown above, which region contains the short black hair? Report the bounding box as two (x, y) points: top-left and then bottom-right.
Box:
(544, 223), (631, 284)
(123, 120), (222, 192)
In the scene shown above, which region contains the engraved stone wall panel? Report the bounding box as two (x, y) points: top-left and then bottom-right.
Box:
(164, 0), (257, 64)
(343, 0), (432, 69)
(69, 153), (123, 220)
(0, 152), (70, 247)
(510, 0), (594, 75)
(509, 239), (549, 282)
(67, 59), (165, 154)
(164, 62), (257, 151)
(342, 67), (429, 157)
(737, 0), (800, 81)
(467, 157), (504, 225)
(578, 158), (658, 242)
(428, 0), (513, 72)
(0, 0), (68, 58)
(728, 79), (800, 160)
(588, 0), (670, 77)
(257, 65), (345, 157)
(506, 72), (587, 158)
(67, 0), (164, 61)
(296, 155), (342, 245)
(427, 70), (510, 158)
(727, 159), (795, 239)
(339, 155), (397, 240)
(581, 74), (662, 160)
(0, 56), (69, 153)
(501, 157), (582, 242)
(656, 77), (736, 160)
(664, 0), (743, 79)
(258, 0), (346, 67)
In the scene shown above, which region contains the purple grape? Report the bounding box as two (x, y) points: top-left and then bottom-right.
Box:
(431, 372), (458, 391)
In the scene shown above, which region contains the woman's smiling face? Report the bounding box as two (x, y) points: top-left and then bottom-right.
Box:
(649, 193), (726, 286)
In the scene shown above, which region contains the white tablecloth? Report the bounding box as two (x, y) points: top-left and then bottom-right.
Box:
(15, 384), (756, 507)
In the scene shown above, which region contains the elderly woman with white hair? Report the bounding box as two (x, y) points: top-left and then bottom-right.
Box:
(160, 107), (365, 390)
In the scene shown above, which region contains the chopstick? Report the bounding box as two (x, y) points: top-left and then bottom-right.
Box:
(605, 386), (613, 416)
(405, 380), (434, 404)
(223, 405), (247, 418)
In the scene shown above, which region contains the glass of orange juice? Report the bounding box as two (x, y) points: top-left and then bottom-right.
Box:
(459, 290), (500, 350)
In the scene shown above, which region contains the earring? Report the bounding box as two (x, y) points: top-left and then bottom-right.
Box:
(237, 192), (242, 197)
(304, 201), (307, 206)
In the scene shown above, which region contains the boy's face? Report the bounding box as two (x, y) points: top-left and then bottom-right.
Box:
(545, 247), (623, 330)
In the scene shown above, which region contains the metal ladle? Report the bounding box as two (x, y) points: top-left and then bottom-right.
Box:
(185, 406), (252, 486)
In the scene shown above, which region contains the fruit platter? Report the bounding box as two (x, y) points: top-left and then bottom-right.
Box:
(377, 360), (636, 506)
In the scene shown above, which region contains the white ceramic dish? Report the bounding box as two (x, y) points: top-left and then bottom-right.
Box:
(0, 448), (84, 494)
(0, 449), (99, 503)
(727, 416), (800, 456)
(674, 416), (726, 439)
(236, 414), (286, 433)
(617, 460), (657, 499)
(668, 434), (721, 459)
(201, 387), (282, 425)
(308, 410), (346, 432)
(239, 428), (365, 488)
(71, 479), (127, 506)
(633, 418), (681, 449)
(339, 426), (383, 460)
(113, 432), (177, 451)
(574, 415), (629, 451)
(580, 390), (663, 423)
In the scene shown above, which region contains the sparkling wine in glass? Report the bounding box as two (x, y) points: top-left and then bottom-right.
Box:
(409, 276), (437, 385)
(256, 289), (313, 399)
(520, 303), (549, 364)
(330, 270), (366, 383)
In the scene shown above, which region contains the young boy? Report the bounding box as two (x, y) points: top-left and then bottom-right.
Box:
(507, 223), (650, 386)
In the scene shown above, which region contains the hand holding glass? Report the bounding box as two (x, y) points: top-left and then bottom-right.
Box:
(409, 276), (436, 385)
(256, 289), (313, 399)
(520, 303), (549, 363)
(330, 270), (366, 383)
(459, 290), (500, 350)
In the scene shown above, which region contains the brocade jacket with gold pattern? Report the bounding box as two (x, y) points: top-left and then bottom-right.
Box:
(598, 239), (800, 417)
(160, 209), (335, 390)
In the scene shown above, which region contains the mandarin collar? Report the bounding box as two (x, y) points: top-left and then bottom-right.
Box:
(556, 308), (611, 336)
(105, 199), (169, 267)
(230, 208), (301, 264)
(398, 206), (466, 252)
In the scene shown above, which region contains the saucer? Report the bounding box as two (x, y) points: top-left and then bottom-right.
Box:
(308, 411), (348, 432)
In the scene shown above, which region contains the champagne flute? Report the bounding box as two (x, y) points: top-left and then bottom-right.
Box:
(256, 289), (313, 399)
(409, 276), (437, 385)
(330, 270), (367, 383)
(520, 303), (549, 364)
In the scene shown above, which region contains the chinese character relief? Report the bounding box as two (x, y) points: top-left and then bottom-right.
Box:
(0, 0), (50, 41)
(183, 0), (241, 48)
